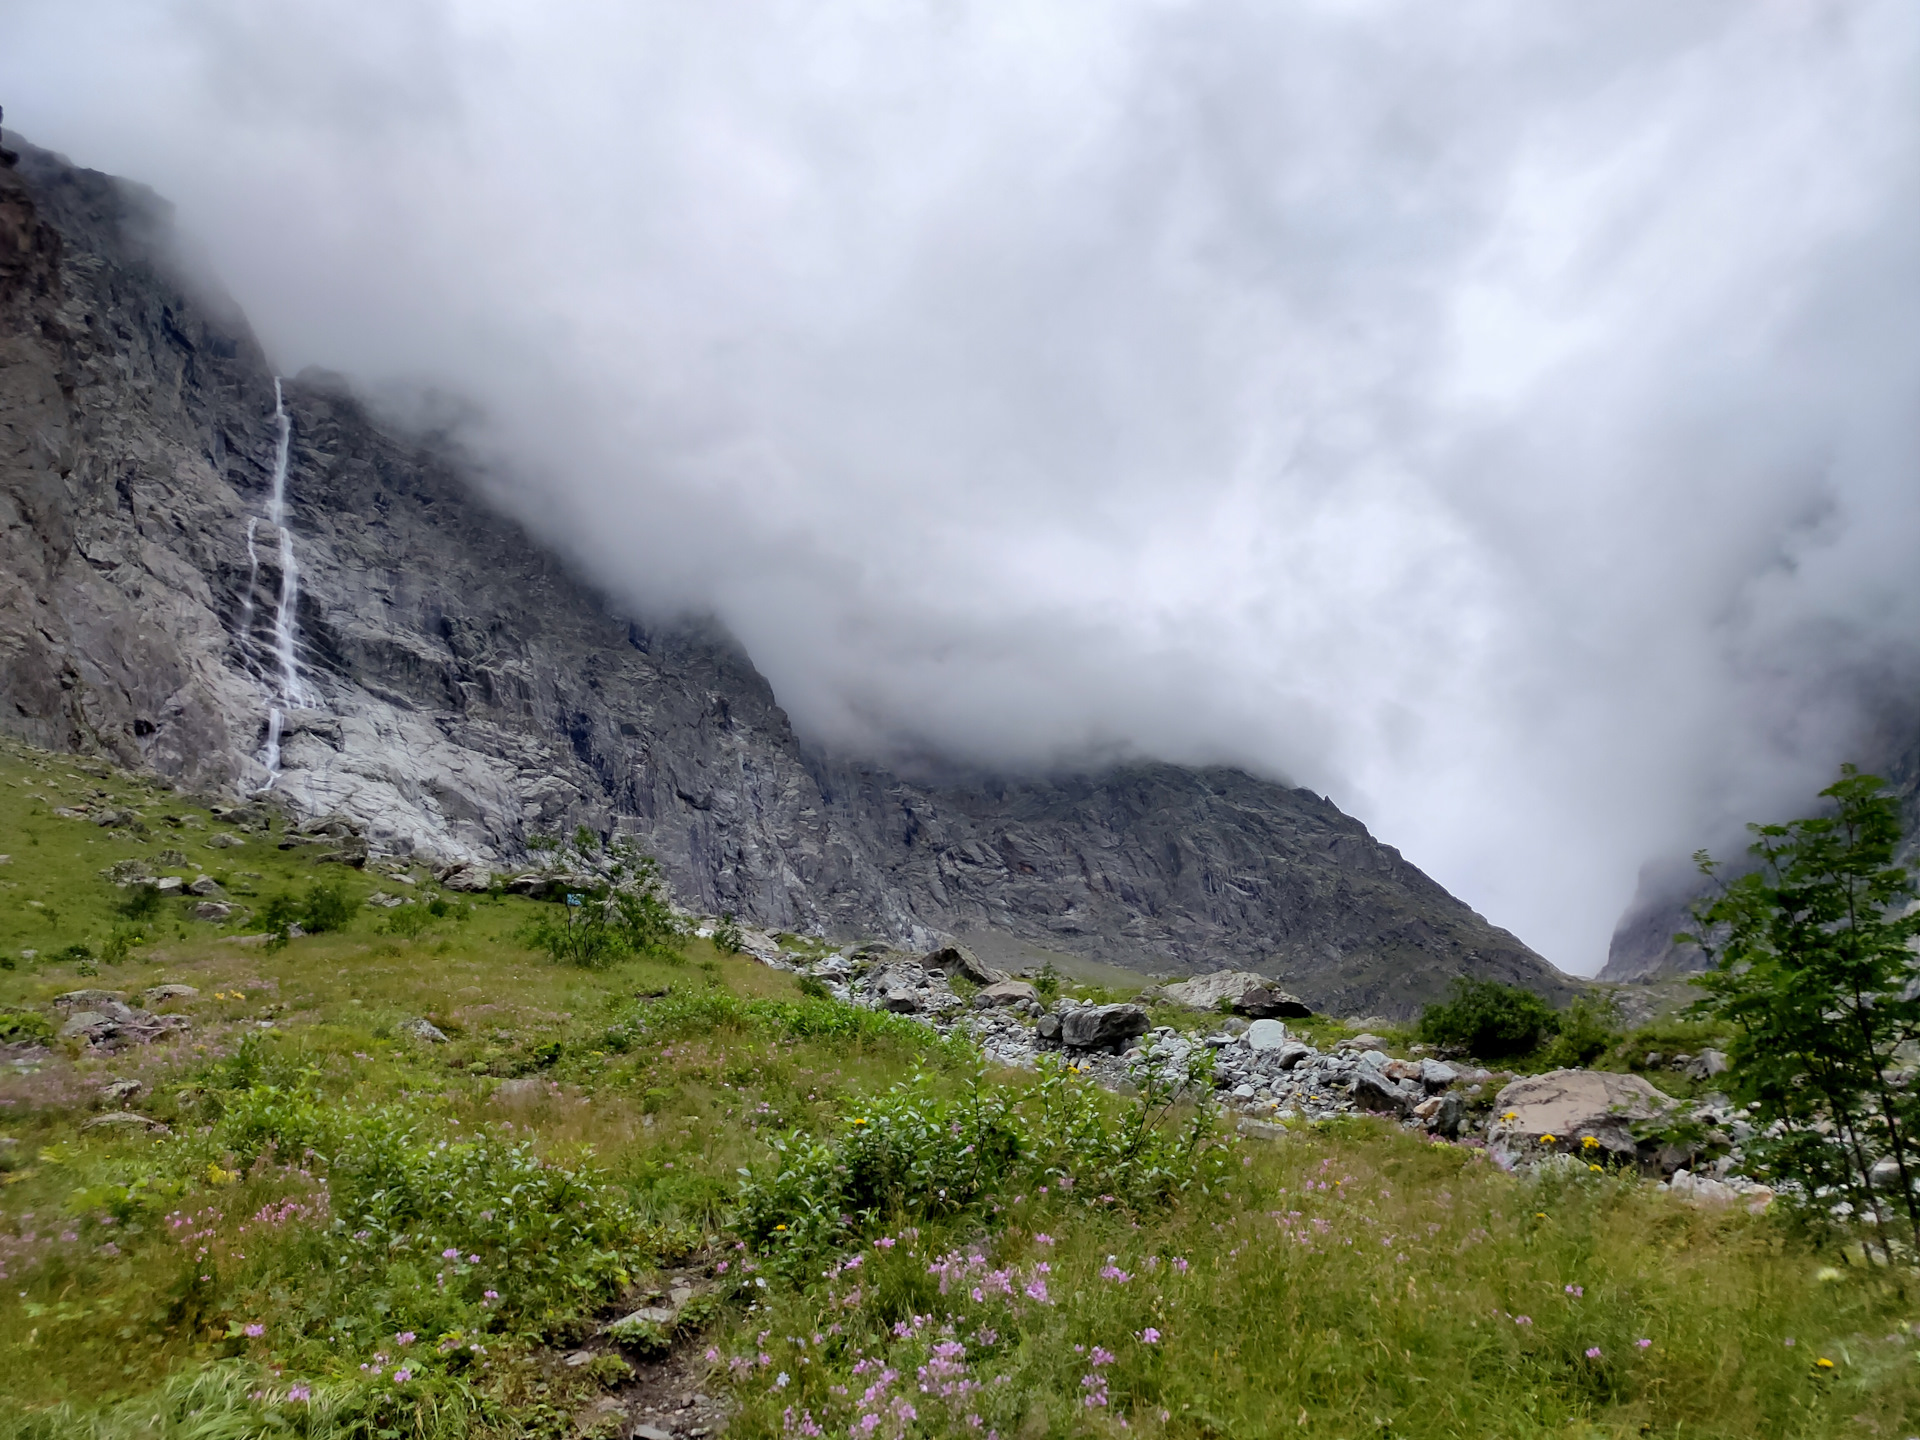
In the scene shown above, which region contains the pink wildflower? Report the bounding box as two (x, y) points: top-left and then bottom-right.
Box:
(244, 1324), (265, 1338)
(1140, 1327), (1161, 1344)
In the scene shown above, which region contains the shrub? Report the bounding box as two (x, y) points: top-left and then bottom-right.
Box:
(520, 896), (623, 969)
(736, 1058), (1231, 1267)
(1539, 991), (1622, 1068)
(1417, 977), (1561, 1059)
(298, 878), (354, 934)
(381, 903), (433, 939)
(118, 882), (162, 920)
(712, 913), (745, 954)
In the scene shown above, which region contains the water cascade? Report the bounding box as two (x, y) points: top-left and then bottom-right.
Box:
(255, 379), (307, 780)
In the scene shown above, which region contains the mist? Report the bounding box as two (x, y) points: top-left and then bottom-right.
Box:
(6, 0), (1920, 974)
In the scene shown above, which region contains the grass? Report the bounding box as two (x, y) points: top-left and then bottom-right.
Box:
(1, 736), (1917, 1436)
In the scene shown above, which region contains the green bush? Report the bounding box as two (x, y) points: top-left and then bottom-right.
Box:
(381, 904), (433, 939)
(298, 878), (354, 934)
(712, 913), (745, 954)
(117, 882), (162, 921)
(1417, 977), (1561, 1059)
(736, 1058), (1231, 1267)
(1542, 991), (1622, 1068)
(0, 1009), (52, 1044)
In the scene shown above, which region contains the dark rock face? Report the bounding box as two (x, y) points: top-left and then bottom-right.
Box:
(0, 139), (1571, 1018)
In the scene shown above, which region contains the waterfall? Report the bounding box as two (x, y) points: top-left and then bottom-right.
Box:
(254, 378), (307, 783)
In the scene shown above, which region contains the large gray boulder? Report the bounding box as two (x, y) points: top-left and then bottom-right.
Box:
(1060, 1003), (1151, 1051)
(922, 945), (1007, 987)
(974, 979), (1040, 1008)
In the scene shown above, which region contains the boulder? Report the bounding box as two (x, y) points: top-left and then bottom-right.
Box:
(1060, 1003), (1151, 1051)
(59, 1011), (115, 1041)
(880, 985), (921, 1014)
(1418, 1059), (1459, 1089)
(1489, 1068), (1676, 1165)
(1246, 1019), (1291, 1051)
(153, 876), (184, 895)
(974, 980), (1041, 1008)
(81, 1110), (160, 1133)
(1034, 1013), (1063, 1043)
(1237, 984), (1313, 1019)
(187, 875), (225, 897)
(1352, 1070), (1413, 1114)
(1161, 971), (1269, 1012)
(922, 944), (1008, 987)
(54, 990), (127, 1009)
(98, 1078), (144, 1105)
(1383, 1058), (1423, 1083)
(398, 1017), (449, 1044)
(1274, 1040), (1315, 1070)
(205, 832), (245, 849)
(143, 984), (198, 1002)
(439, 863), (495, 892)
(1337, 1034), (1389, 1054)
(192, 901), (234, 922)
(1685, 1049), (1730, 1081)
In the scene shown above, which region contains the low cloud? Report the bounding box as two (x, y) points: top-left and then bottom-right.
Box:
(7, 0), (1920, 971)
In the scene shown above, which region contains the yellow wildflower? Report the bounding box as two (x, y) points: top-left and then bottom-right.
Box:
(1816, 1357), (1835, 1369)
(1539, 1134), (1557, 1145)
(1589, 1164), (1604, 1173)
(1581, 1136), (1600, 1149)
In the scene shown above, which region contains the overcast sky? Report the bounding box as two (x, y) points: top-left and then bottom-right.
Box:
(7, 0), (1920, 973)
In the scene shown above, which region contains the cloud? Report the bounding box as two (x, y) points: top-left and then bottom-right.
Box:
(6, 0), (1920, 971)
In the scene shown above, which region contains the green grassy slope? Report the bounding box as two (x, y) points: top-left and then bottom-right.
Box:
(0, 738), (1916, 1438)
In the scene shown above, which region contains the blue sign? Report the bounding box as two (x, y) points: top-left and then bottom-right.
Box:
(566, 893), (583, 907)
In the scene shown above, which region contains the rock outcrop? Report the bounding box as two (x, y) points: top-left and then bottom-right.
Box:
(0, 136), (1570, 1017)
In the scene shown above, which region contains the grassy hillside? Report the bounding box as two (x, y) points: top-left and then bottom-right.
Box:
(1, 738), (1917, 1438)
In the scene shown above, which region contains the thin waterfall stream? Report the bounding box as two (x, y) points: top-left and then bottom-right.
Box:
(254, 378), (309, 782)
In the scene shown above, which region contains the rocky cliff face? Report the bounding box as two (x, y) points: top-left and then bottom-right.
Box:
(1600, 729), (1920, 984)
(0, 137), (1567, 1017)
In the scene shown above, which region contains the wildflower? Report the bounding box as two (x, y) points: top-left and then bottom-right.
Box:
(717, 1261), (730, 1273)
(1816, 1357), (1835, 1369)
(706, 1347), (721, 1363)
(1564, 1285), (1583, 1298)
(1139, 1328), (1161, 1344)
(1099, 1264), (1132, 1283)
(1585, 1347), (1603, 1359)
(775, 1371), (790, 1388)
(1172, 1257), (1189, 1274)
(288, 1385), (312, 1403)
(1539, 1134), (1557, 1145)
(1034, 1234), (1054, 1246)
(1589, 1164), (1604, 1172)
(395, 1331), (416, 1346)
(875, 1237), (896, 1249)
(244, 1324), (265, 1338)
(442, 1248), (460, 1260)
(393, 1368), (412, 1384)
(1636, 1339), (1652, 1349)
(775, 1225), (788, 1232)
(1784, 1338), (1795, 1347)
(1501, 1110), (1518, 1121)
(1514, 1316), (1533, 1327)
(468, 1253), (480, 1263)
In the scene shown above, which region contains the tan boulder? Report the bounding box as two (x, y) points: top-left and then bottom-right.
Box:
(1489, 1068), (1676, 1166)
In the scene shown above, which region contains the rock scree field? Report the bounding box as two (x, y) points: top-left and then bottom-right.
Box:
(1, 736), (1919, 1438)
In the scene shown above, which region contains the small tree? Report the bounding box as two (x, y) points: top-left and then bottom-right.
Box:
(1685, 766), (1920, 1253)
(611, 856), (687, 958)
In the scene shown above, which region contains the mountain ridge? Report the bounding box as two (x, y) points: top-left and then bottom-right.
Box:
(0, 135), (1568, 1016)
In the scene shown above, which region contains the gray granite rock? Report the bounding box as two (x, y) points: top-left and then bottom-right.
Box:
(0, 139), (1571, 1020)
